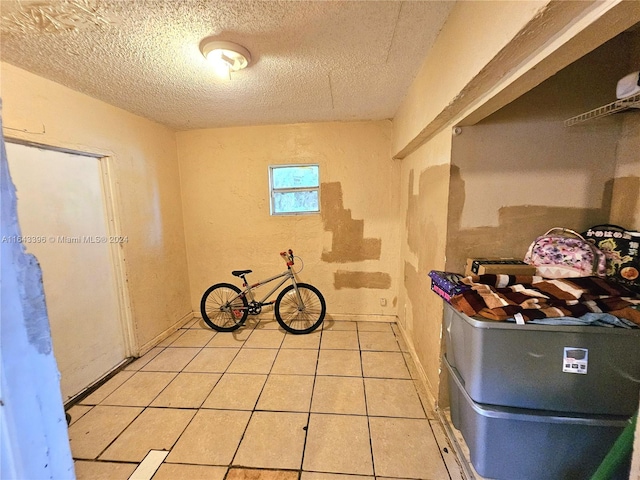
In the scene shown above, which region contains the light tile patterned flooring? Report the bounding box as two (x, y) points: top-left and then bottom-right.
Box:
(68, 317), (463, 480)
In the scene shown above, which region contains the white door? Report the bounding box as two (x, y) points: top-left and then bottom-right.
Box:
(6, 142), (127, 402)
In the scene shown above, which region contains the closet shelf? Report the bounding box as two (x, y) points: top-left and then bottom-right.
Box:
(564, 92), (640, 126)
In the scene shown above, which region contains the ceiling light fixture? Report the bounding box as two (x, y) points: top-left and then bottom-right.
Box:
(199, 38), (251, 79)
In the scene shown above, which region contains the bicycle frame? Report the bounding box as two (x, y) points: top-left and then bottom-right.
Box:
(230, 268), (303, 312)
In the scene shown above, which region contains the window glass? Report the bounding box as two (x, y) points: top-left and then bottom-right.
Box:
(272, 191), (319, 214)
(271, 165), (319, 189)
(269, 164), (320, 215)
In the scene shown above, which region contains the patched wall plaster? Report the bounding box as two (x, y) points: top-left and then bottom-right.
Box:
(321, 182), (382, 263)
(403, 163), (450, 394)
(334, 271), (392, 290)
(176, 121), (400, 320)
(446, 34), (636, 273)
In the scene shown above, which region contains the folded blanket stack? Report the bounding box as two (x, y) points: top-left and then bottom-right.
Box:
(450, 274), (640, 326)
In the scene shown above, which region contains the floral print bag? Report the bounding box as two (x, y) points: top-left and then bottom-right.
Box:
(523, 227), (607, 279)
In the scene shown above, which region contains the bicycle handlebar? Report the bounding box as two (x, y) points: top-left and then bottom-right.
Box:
(280, 249), (294, 266)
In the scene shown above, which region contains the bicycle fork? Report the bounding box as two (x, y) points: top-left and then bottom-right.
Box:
(290, 278), (306, 312)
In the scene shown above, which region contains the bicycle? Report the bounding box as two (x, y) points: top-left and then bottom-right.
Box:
(200, 249), (326, 334)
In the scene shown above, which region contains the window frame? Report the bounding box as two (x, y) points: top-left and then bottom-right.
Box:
(268, 163), (320, 216)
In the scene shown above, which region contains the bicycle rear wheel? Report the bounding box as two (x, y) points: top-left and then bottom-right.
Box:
(275, 283), (326, 334)
(200, 283), (248, 332)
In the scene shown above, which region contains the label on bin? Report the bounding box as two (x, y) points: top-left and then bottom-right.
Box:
(563, 347), (588, 374)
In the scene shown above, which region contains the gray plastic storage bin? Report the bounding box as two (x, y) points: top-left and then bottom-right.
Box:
(445, 358), (631, 480)
(443, 303), (640, 415)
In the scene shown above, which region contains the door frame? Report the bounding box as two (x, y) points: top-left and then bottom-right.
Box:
(4, 137), (136, 360)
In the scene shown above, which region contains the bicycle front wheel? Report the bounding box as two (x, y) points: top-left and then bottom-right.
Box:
(275, 283), (326, 334)
(200, 283), (248, 332)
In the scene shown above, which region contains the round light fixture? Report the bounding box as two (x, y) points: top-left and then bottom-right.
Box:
(199, 38), (251, 78)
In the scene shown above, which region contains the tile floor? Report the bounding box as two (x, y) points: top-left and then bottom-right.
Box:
(67, 317), (464, 480)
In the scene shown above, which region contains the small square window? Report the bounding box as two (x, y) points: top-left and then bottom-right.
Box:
(269, 164), (320, 215)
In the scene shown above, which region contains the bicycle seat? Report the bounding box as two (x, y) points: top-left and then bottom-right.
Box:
(232, 270), (252, 277)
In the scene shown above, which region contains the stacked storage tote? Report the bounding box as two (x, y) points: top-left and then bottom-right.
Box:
(443, 303), (640, 480)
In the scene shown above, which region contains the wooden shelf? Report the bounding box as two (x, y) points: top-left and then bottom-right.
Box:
(564, 93), (640, 126)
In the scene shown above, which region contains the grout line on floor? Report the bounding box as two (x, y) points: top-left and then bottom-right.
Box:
(85, 406), (146, 463)
(228, 324), (284, 468)
(298, 325), (323, 472)
(357, 329), (376, 476)
(139, 338), (239, 464)
(195, 372), (223, 409)
(365, 413), (376, 477)
(72, 320), (462, 479)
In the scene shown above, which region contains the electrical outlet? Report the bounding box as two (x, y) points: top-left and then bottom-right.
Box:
(380, 298), (387, 306)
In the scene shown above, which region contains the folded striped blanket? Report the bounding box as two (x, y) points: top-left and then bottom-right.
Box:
(450, 275), (640, 326)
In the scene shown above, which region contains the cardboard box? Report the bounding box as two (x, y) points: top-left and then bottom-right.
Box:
(464, 258), (536, 276)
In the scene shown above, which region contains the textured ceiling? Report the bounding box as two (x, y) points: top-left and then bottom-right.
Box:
(0, 0), (454, 130)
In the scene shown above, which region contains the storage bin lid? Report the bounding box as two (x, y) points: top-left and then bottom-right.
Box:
(444, 303), (640, 336)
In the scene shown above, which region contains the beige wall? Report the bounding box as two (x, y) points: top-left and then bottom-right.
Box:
(392, 1), (639, 410)
(392, 0), (550, 156)
(176, 121), (401, 320)
(1, 63), (191, 351)
(392, 0), (555, 407)
(396, 129), (451, 396)
(447, 35), (631, 273)
(611, 30), (640, 231)
(612, 113), (640, 230)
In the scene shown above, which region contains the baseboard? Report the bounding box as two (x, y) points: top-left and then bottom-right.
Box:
(192, 311), (398, 324)
(64, 357), (130, 408)
(325, 313), (398, 323)
(394, 320), (437, 413)
(137, 311), (194, 356)
(394, 321), (472, 479)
